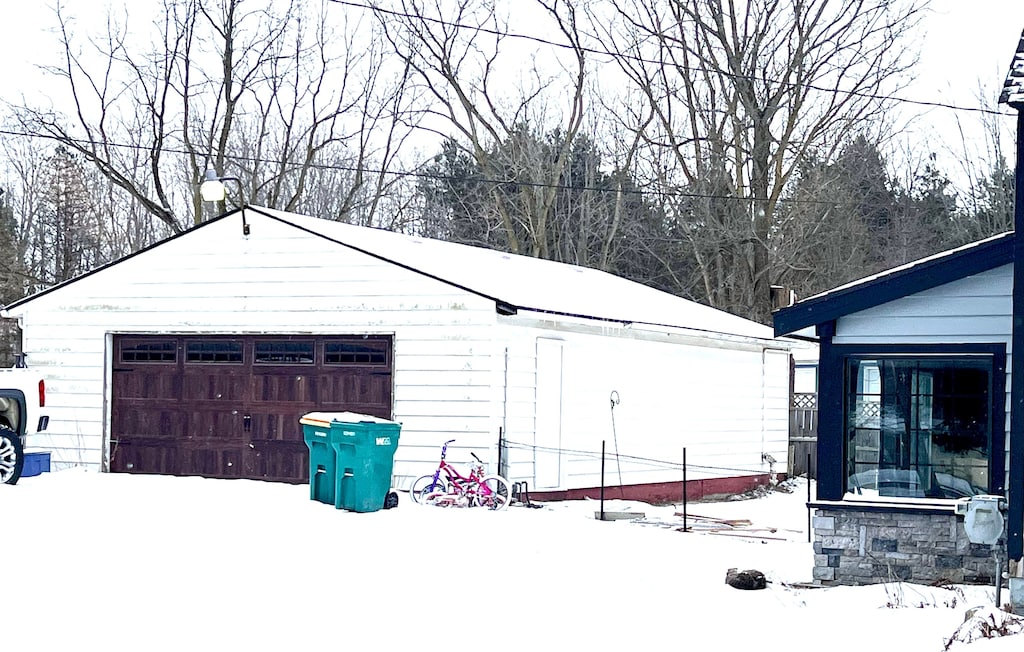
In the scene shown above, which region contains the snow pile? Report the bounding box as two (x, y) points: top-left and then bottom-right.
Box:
(3, 470), (1022, 651)
(944, 606), (1024, 649)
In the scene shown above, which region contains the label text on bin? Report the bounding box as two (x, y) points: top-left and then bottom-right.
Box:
(376, 436), (392, 446)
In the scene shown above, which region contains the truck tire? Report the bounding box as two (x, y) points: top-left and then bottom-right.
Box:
(0, 425), (24, 485)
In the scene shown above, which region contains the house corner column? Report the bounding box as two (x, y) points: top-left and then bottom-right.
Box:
(1009, 109), (1024, 560)
(815, 320), (842, 501)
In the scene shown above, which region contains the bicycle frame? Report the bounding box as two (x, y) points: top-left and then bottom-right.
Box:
(420, 440), (500, 506)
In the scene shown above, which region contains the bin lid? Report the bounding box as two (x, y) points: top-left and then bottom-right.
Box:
(299, 411), (398, 427)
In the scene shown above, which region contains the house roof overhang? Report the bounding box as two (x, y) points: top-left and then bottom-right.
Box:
(772, 232), (1015, 337)
(998, 29), (1024, 106)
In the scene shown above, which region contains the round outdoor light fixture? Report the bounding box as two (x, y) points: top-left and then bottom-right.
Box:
(199, 167), (248, 234)
(200, 168), (234, 202)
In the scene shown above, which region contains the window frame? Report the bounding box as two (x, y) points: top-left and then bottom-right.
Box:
(253, 339), (316, 365)
(835, 343), (1006, 500)
(323, 337), (390, 367)
(119, 338), (178, 364)
(184, 339), (245, 364)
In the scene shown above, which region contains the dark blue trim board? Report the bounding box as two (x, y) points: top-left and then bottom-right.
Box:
(1009, 109), (1024, 561)
(815, 321), (842, 500)
(816, 341), (1008, 505)
(773, 233), (1014, 337)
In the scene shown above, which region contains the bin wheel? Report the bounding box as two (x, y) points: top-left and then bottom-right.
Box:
(0, 425), (24, 485)
(410, 474), (447, 504)
(383, 491), (399, 509)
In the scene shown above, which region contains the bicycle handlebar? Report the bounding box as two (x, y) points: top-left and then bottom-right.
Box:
(439, 439), (457, 460)
(471, 452), (482, 462)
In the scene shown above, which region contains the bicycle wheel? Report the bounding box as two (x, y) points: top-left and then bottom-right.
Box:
(409, 474), (447, 504)
(476, 475), (511, 510)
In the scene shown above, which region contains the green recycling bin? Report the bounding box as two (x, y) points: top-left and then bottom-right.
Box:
(300, 411), (401, 512)
(301, 415), (338, 506)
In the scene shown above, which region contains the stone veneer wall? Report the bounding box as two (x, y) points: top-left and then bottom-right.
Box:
(811, 503), (1007, 585)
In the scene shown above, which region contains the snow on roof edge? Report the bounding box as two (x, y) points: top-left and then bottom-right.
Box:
(794, 231), (1013, 304)
(253, 206), (777, 341)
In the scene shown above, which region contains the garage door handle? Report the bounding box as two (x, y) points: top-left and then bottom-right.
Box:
(243, 414), (252, 432)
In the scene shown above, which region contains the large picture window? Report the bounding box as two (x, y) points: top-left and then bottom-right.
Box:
(845, 355), (996, 499)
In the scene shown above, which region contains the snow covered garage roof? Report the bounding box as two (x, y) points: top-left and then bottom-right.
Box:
(253, 207), (773, 340)
(4, 205), (774, 341)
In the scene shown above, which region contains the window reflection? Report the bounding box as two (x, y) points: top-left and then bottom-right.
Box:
(845, 357), (990, 499)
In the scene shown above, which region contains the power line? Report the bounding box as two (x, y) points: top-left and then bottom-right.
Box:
(328, 0), (1015, 118)
(0, 3), (1004, 214)
(0, 127), (901, 211)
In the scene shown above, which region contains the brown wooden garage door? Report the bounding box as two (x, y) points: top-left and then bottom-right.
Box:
(110, 335), (393, 483)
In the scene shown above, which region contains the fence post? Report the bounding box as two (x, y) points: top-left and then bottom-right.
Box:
(807, 452), (812, 544)
(682, 447), (688, 532)
(600, 440), (606, 521)
(497, 427), (506, 479)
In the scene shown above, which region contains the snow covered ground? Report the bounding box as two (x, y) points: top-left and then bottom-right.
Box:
(4, 470), (1021, 651)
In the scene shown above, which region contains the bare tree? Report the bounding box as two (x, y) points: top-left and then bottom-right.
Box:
(375, 0), (587, 257)
(592, 0), (924, 322)
(15, 0), (418, 233)
(943, 83), (1015, 244)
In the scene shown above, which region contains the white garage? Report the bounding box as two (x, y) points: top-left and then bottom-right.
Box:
(3, 206), (790, 500)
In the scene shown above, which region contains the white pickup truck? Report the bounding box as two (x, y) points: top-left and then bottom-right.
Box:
(0, 365), (49, 484)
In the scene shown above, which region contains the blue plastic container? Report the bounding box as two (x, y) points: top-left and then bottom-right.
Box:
(22, 451), (51, 477)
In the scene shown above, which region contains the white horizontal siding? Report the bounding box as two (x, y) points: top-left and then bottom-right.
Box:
(835, 266), (1012, 343)
(10, 211), (782, 492)
(26, 306), (492, 329)
(762, 349), (791, 471)
(14, 212), (504, 476)
(497, 319), (789, 491)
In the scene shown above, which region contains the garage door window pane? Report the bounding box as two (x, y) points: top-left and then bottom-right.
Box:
(121, 340), (177, 363)
(325, 341), (387, 366)
(186, 341), (243, 363)
(255, 341), (314, 364)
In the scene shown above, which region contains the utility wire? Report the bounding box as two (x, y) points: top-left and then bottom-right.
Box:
(504, 439), (768, 476)
(0, 127), (961, 212)
(3, 4), (1008, 211)
(328, 0), (1015, 118)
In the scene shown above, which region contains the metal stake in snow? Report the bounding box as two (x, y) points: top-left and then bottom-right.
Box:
(682, 447), (688, 532)
(807, 453), (812, 544)
(609, 391), (624, 498)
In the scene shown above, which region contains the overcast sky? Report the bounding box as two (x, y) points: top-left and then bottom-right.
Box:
(901, 1), (1024, 178)
(913, 0), (1023, 98)
(1, 1), (1023, 174)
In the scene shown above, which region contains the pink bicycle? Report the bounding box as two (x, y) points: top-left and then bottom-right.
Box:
(409, 439), (511, 510)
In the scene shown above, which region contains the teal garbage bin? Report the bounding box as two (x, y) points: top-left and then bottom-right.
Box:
(301, 416), (337, 506)
(300, 411), (401, 512)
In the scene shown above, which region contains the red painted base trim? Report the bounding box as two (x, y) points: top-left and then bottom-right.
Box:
(525, 474), (781, 504)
